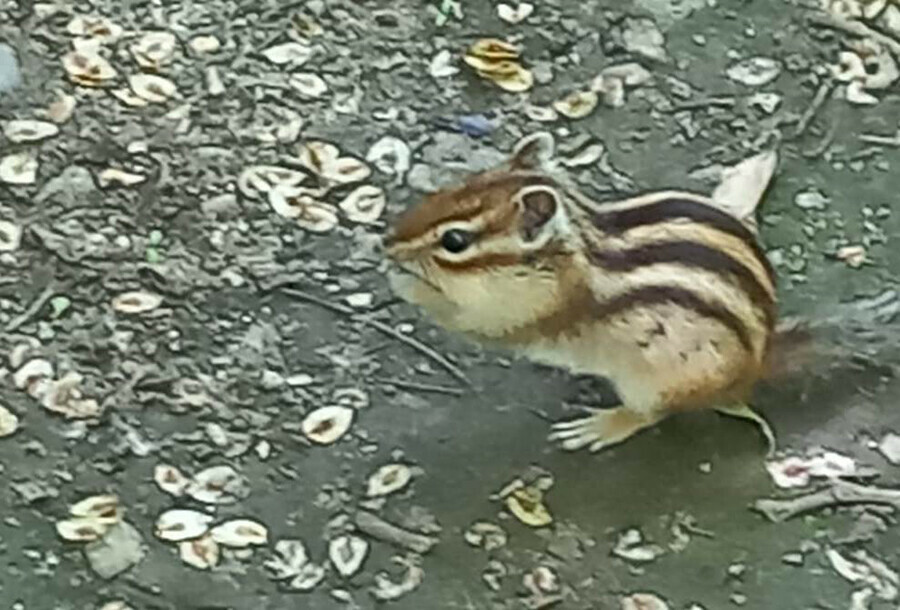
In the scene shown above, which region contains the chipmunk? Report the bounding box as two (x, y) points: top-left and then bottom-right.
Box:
(381, 131), (801, 456)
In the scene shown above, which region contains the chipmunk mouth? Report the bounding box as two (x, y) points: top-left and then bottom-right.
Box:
(385, 259), (444, 294)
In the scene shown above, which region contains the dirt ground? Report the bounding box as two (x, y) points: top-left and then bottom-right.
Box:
(3, 0), (900, 609)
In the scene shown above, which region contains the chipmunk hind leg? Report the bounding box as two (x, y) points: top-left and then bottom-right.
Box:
(548, 406), (666, 453)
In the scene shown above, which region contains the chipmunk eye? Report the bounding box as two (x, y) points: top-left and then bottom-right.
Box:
(439, 229), (473, 253)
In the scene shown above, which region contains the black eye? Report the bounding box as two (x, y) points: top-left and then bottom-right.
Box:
(440, 229), (473, 253)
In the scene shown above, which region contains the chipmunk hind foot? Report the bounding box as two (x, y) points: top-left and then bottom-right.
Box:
(548, 407), (665, 453)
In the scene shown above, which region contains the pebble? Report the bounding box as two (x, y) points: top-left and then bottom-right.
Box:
(84, 521), (145, 579)
(878, 432), (900, 465)
(0, 43), (21, 95)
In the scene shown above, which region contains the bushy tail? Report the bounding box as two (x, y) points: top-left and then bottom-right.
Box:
(762, 289), (900, 382)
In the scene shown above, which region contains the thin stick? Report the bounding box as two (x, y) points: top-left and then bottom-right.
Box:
(6, 284), (56, 332)
(858, 131), (900, 146)
(666, 97), (735, 112)
(808, 12), (900, 57)
(279, 287), (473, 389)
(354, 510), (439, 554)
(753, 479), (900, 523)
(793, 80), (833, 139)
(373, 377), (466, 396)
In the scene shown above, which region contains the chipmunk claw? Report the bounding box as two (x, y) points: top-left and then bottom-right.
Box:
(548, 408), (659, 454)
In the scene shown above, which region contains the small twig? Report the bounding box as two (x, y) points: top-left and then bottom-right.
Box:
(858, 130), (900, 147)
(665, 97), (736, 113)
(752, 479), (900, 523)
(278, 287), (473, 389)
(373, 377), (466, 396)
(6, 283), (56, 332)
(793, 80), (833, 139)
(801, 119), (839, 158)
(808, 11), (900, 58)
(354, 510), (439, 554)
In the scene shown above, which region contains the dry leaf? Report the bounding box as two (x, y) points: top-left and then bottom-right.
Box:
(154, 509), (214, 541)
(130, 31), (177, 70)
(710, 149), (778, 226)
(837, 245), (867, 268)
(46, 91), (77, 123)
(179, 535), (220, 569)
(129, 74), (178, 103)
(289, 72), (328, 98)
(62, 51), (118, 86)
(56, 517), (110, 542)
(328, 535), (369, 577)
(429, 50), (459, 78)
(561, 143), (605, 168)
(339, 185), (386, 224)
(725, 56), (781, 86)
(366, 463), (413, 497)
(262, 42), (312, 65)
(112, 291), (163, 314)
(66, 15), (123, 42)
(13, 359), (53, 392)
(366, 136), (410, 178)
(268, 187), (339, 232)
(3, 119), (59, 143)
(0, 152), (38, 185)
(497, 3), (534, 23)
(0, 220), (21, 252)
(524, 104), (558, 122)
(110, 88), (151, 107)
(846, 80), (880, 105)
(186, 465), (247, 504)
(505, 486), (553, 527)
(464, 521), (508, 550)
(190, 35), (221, 54)
(70, 494), (120, 521)
(553, 91), (599, 119)
(154, 464), (190, 497)
(621, 593), (671, 610)
(301, 406), (355, 444)
(238, 165), (307, 199)
(289, 563), (326, 591)
(265, 539), (310, 580)
(468, 38), (520, 61)
(98, 168), (146, 188)
(209, 519), (269, 548)
(0, 405), (20, 438)
(370, 556), (425, 601)
(41, 372), (101, 419)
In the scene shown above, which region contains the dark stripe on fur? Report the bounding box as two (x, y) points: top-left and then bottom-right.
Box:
(593, 285), (754, 351)
(591, 197), (776, 286)
(589, 240), (775, 327)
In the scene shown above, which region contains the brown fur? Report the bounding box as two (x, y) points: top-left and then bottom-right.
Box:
(383, 132), (782, 453)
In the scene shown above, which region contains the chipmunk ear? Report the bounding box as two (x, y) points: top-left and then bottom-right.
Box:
(510, 131), (555, 170)
(514, 185), (561, 242)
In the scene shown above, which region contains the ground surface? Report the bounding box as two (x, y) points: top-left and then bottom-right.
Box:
(3, 0), (900, 609)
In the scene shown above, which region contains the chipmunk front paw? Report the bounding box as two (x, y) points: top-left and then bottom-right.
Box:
(548, 407), (662, 453)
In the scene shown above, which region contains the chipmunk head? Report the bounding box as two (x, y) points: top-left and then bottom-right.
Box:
(383, 132), (578, 337)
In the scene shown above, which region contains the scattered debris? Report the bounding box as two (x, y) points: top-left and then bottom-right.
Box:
(0, 405), (20, 437)
(354, 510), (439, 554)
(370, 555), (425, 601)
(464, 521), (508, 551)
(463, 38), (534, 92)
(878, 433), (900, 465)
(329, 534), (369, 577)
(301, 405), (355, 445)
(366, 463), (414, 497)
(613, 528), (666, 563)
(621, 592), (671, 610)
(765, 450), (858, 489)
